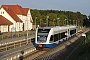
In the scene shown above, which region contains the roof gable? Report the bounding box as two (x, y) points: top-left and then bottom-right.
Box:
(1, 4), (33, 23)
(23, 8), (29, 15)
(2, 7), (22, 22)
(1, 4), (27, 15)
(0, 15), (13, 25)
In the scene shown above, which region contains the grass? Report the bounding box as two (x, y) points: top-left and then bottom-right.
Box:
(66, 42), (90, 60)
(66, 32), (90, 60)
(55, 36), (90, 60)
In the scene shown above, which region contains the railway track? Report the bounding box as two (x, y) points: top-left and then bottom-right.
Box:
(23, 41), (67, 60)
(0, 27), (89, 60)
(0, 39), (31, 52)
(23, 37), (76, 60)
(23, 48), (50, 60)
(23, 28), (89, 60)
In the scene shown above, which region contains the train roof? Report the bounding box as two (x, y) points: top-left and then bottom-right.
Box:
(52, 26), (68, 31)
(38, 26), (76, 30)
(38, 26), (52, 29)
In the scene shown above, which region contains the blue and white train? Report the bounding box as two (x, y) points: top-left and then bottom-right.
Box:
(35, 26), (77, 48)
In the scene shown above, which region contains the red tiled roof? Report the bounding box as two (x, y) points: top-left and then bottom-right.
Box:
(2, 7), (22, 22)
(0, 15), (13, 25)
(23, 8), (29, 15)
(1, 4), (33, 23)
(1, 4), (27, 15)
(23, 8), (33, 22)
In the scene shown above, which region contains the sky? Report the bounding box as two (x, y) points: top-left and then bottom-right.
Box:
(0, 0), (90, 16)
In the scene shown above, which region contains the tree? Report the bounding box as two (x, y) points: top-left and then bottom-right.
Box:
(88, 15), (90, 20)
(30, 9), (41, 25)
(46, 13), (57, 25)
(83, 32), (90, 53)
(30, 9), (87, 27)
(58, 14), (68, 25)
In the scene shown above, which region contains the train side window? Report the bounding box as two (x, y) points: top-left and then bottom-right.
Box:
(54, 34), (56, 42)
(68, 29), (69, 34)
(70, 31), (71, 35)
(61, 32), (66, 38)
(75, 29), (76, 33)
(61, 32), (63, 39)
(54, 34), (58, 42)
(70, 29), (76, 35)
(50, 35), (54, 42)
(59, 33), (61, 40)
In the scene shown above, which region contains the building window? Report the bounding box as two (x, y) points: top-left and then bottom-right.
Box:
(1, 12), (4, 14)
(3, 12), (4, 14)
(1, 12), (2, 14)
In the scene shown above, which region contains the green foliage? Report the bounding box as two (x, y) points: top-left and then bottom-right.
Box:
(59, 14), (68, 20)
(88, 15), (90, 20)
(76, 31), (90, 56)
(78, 31), (90, 55)
(30, 9), (87, 26)
(83, 32), (90, 53)
(30, 9), (41, 24)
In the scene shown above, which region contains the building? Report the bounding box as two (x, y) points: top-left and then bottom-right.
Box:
(0, 4), (33, 33)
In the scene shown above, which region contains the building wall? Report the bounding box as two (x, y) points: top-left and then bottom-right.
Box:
(0, 8), (15, 32)
(27, 9), (32, 30)
(0, 7), (33, 32)
(0, 25), (8, 32)
(17, 9), (33, 31)
(0, 8), (22, 32)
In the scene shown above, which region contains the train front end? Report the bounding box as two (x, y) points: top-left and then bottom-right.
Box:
(35, 27), (51, 49)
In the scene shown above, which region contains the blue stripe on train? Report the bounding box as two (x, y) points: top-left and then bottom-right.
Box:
(35, 34), (76, 48)
(35, 41), (63, 48)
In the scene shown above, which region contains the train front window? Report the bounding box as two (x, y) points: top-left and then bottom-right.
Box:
(38, 36), (46, 41)
(38, 29), (50, 33)
(37, 35), (47, 42)
(37, 29), (50, 42)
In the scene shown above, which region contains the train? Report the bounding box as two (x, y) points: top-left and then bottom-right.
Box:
(35, 26), (77, 48)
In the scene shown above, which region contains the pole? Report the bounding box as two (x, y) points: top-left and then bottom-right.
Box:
(76, 20), (77, 26)
(53, 19), (55, 26)
(78, 21), (79, 26)
(15, 23), (16, 38)
(40, 19), (41, 27)
(19, 50), (24, 60)
(26, 16), (28, 45)
(67, 20), (68, 25)
(18, 16), (21, 37)
(27, 27), (28, 45)
(46, 16), (49, 27)
(69, 20), (71, 25)
(65, 19), (66, 26)
(57, 18), (59, 26)
(35, 17), (37, 28)
(73, 20), (74, 25)
(59, 20), (60, 26)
